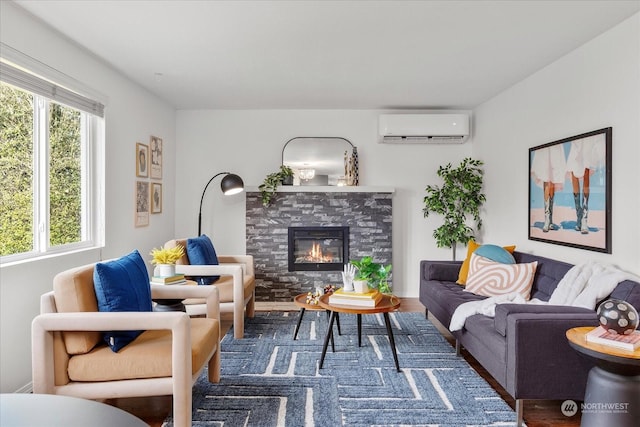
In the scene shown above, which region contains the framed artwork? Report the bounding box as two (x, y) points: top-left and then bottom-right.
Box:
(151, 183), (162, 214)
(150, 136), (163, 179)
(135, 180), (150, 227)
(135, 142), (149, 178)
(528, 127), (612, 253)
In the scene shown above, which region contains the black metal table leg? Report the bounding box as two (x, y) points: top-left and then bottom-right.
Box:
(293, 308), (306, 340)
(357, 314), (362, 347)
(383, 312), (401, 372)
(319, 310), (337, 369)
(324, 310), (335, 351)
(336, 312), (342, 335)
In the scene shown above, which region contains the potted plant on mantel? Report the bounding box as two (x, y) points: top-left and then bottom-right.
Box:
(259, 165), (294, 207)
(350, 256), (392, 294)
(422, 157), (486, 261)
(150, 244), (185, 277)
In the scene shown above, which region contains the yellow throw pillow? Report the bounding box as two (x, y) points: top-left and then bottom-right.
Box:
(456, 240), (516, 285)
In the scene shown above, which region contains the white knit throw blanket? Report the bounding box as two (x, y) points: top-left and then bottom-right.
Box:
(449, 261), (638, 332)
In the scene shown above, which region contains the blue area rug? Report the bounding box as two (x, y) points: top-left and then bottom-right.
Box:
(163, 311), (517, 426)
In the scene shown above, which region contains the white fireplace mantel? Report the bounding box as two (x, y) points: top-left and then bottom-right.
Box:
(245, 186), (395, 193)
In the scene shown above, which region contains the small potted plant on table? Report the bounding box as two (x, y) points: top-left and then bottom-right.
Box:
(350, 256), (392, 294)
(150, 244), (185, 277)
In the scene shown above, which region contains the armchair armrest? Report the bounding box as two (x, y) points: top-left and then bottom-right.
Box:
(175, 264), (244, 306)
(32, 310), (192, 394)
(218, 255), (254, 276)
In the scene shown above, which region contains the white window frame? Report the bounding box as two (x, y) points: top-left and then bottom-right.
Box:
(0, 45), (105, 265)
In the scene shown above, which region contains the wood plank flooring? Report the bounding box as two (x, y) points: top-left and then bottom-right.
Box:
(105, 298), (581, 426)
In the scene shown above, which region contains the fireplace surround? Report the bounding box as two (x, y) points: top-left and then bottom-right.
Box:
(246, 187), (393, 301)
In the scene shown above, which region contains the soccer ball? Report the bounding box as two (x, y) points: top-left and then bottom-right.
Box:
(597, 299), (639, 335)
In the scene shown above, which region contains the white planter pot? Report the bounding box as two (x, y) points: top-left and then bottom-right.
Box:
(353, 280), (369, 294)
(155, 264), (176, 277)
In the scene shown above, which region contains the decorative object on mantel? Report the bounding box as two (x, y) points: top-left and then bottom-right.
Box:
(350, 256), (392, 294)
(422, 157), (485, 261)
(344, 146), (359, 186)
(198, 172), (244, 235)
(259, 165), (294, 207)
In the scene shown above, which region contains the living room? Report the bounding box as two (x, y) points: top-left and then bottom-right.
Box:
(1, 0), (639, 425)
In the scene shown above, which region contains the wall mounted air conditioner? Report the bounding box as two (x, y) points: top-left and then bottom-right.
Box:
(378, 113), (470, 143)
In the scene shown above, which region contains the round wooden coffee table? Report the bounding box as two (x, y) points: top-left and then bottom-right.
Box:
(566, 327), (640, 427)
(318, 293), (401, 372)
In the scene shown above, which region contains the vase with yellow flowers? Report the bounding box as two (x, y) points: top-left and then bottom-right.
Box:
(150, 245), (185, 277)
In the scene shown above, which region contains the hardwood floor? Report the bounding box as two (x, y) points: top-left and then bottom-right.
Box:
(106, 298), (580, 426)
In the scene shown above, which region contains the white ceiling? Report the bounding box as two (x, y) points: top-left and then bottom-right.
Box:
(12, 0), (640, 110)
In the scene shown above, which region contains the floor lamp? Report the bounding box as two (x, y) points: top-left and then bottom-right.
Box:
(198, 172), (244, 236)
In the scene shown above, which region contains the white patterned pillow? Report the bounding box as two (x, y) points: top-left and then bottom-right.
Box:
(465, 253), (538, 300)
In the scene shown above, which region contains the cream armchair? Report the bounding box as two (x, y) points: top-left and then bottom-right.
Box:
(164, 239), (255, 339)
(31, 262), (221, 427)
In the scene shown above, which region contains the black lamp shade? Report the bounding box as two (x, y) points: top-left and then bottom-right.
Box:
(220, 173), (244, 195)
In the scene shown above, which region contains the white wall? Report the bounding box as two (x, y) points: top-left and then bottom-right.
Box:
(175, 110), (473, 297)
(0, 2), (177, 392)
(473, 13), (640, 275)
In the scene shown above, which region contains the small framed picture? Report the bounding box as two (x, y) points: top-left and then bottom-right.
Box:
(151, 183), (162, 214)
(150, 136), (163, 179)
(135, 142), (149, 178)
(135, 180), (150, 227)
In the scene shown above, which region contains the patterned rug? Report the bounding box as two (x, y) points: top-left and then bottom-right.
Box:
(163, 311), (518, 426)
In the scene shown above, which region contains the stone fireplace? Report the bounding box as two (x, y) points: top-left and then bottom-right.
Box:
(246, 187), (393, 301)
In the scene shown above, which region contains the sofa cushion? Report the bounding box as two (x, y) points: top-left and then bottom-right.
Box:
(457, 240), (516, 285)
(465, 254), (537, 300)
(187, 234), (220, 285)
(93, 250), (153, 352)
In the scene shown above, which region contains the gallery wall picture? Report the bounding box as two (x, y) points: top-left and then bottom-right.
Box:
(528, 127), (612, 253)
(136, 142), (149, 178)
(151, 183), (162, 214)
(135, 180), (150, 227)
(150, 136), (162, 179)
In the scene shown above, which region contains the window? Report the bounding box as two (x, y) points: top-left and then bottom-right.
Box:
(0, 58), (104, 262)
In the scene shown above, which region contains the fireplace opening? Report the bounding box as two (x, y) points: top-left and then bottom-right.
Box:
(288, 226), (349, 272)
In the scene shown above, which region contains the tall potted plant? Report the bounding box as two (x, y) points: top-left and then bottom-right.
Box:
(422, 157), (486, 261)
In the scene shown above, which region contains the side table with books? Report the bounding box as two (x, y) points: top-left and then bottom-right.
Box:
(566, 326), (640, 427)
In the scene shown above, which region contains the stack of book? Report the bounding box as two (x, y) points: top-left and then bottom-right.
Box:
(150, 273), (187, 286)
(585, 326), (640, 351)
(328, 287), (382, 307)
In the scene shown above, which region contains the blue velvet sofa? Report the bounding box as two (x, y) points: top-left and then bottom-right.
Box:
(419, 251), (640, 425)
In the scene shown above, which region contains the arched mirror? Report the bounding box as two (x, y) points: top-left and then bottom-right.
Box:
(282, 137), (357, 186)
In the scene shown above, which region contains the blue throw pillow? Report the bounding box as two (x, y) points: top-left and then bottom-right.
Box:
(93, 250), (152, 352)
(474, 244), (516, 264)
(187, 234), (220, 285)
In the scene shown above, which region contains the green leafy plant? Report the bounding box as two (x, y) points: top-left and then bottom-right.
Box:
(259, 165), (294, 207)
(350, 256), (392, 293)
(422, 157), (485, 261)
(150, 245), (185, 265)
